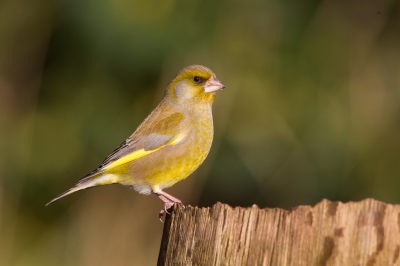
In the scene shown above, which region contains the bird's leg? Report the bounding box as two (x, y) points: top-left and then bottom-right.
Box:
(155, 190), (185, 221)
(157, 190), (184, 205)
(157, 194), (175, 214)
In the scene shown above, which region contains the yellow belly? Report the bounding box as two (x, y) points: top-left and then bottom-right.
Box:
(117, 115), (214, 194)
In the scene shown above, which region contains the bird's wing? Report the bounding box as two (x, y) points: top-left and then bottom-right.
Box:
(45, 111), (186, 206)
(82, 111), (185, 179)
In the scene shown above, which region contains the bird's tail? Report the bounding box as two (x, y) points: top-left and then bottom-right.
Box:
(45, 186), (84, 206)
(45, 173), (119, 206)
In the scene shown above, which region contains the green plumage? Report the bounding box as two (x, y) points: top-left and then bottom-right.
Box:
(46, 65), (225, 217)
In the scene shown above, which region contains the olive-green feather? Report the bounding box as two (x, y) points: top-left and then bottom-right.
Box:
(46, 65), (223, 206)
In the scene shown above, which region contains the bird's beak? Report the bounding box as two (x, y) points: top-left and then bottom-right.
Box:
(204, 77), (225, 93)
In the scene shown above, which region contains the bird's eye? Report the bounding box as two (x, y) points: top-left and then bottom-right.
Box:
(193, 76), (201, 83)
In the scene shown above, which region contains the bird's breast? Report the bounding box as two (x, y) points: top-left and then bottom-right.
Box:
(122, 105), (214, 191)
(168, 106), (214, 175)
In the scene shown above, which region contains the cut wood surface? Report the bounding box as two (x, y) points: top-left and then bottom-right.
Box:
(158, 199), (400, 266)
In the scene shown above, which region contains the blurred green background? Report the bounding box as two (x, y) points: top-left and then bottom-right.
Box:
(1, 0), (400, 264)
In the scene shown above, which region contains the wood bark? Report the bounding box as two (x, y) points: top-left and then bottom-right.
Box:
(158, 199), (400, 266)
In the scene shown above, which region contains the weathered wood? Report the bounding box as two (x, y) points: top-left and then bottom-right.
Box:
(157, 199), (400, 266)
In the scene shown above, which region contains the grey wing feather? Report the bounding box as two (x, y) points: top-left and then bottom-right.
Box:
(81, 133), (175, 179)
(81, 138), (137, 179)
(138, 133), (175, 150)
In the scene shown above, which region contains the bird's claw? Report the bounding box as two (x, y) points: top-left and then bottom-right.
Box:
(159, 209), (165, 223)
(158, 202), (185, 223)
(164, 204), (172, 215)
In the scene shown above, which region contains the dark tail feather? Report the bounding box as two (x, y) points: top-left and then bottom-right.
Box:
(46, 188), (76, 206)
(45, 173), (119, 206)
(45, 177), (98, 206)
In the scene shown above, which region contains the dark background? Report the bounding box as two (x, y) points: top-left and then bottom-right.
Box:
(1, 0), (400, 264)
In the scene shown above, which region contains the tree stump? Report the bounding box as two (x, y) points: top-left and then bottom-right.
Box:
(157, 199), (400, 266)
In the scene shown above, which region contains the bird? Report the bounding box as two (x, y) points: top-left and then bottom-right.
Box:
(46, 65), (225, 219)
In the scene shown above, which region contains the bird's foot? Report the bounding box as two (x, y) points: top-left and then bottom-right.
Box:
(158, 202), (174, 222)
(155, 190), (185, 222)
(158, 201), (186, 223)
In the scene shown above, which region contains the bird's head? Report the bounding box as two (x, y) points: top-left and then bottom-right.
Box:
(166, 65), (225, 104)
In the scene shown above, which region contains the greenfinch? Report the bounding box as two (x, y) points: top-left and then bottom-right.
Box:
(46, 65), (225, 218)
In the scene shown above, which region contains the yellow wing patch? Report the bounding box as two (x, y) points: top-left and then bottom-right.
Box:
(104, 148), (161, 170)
(169, 131), (187, 145)
(103, 131), (187, 171)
